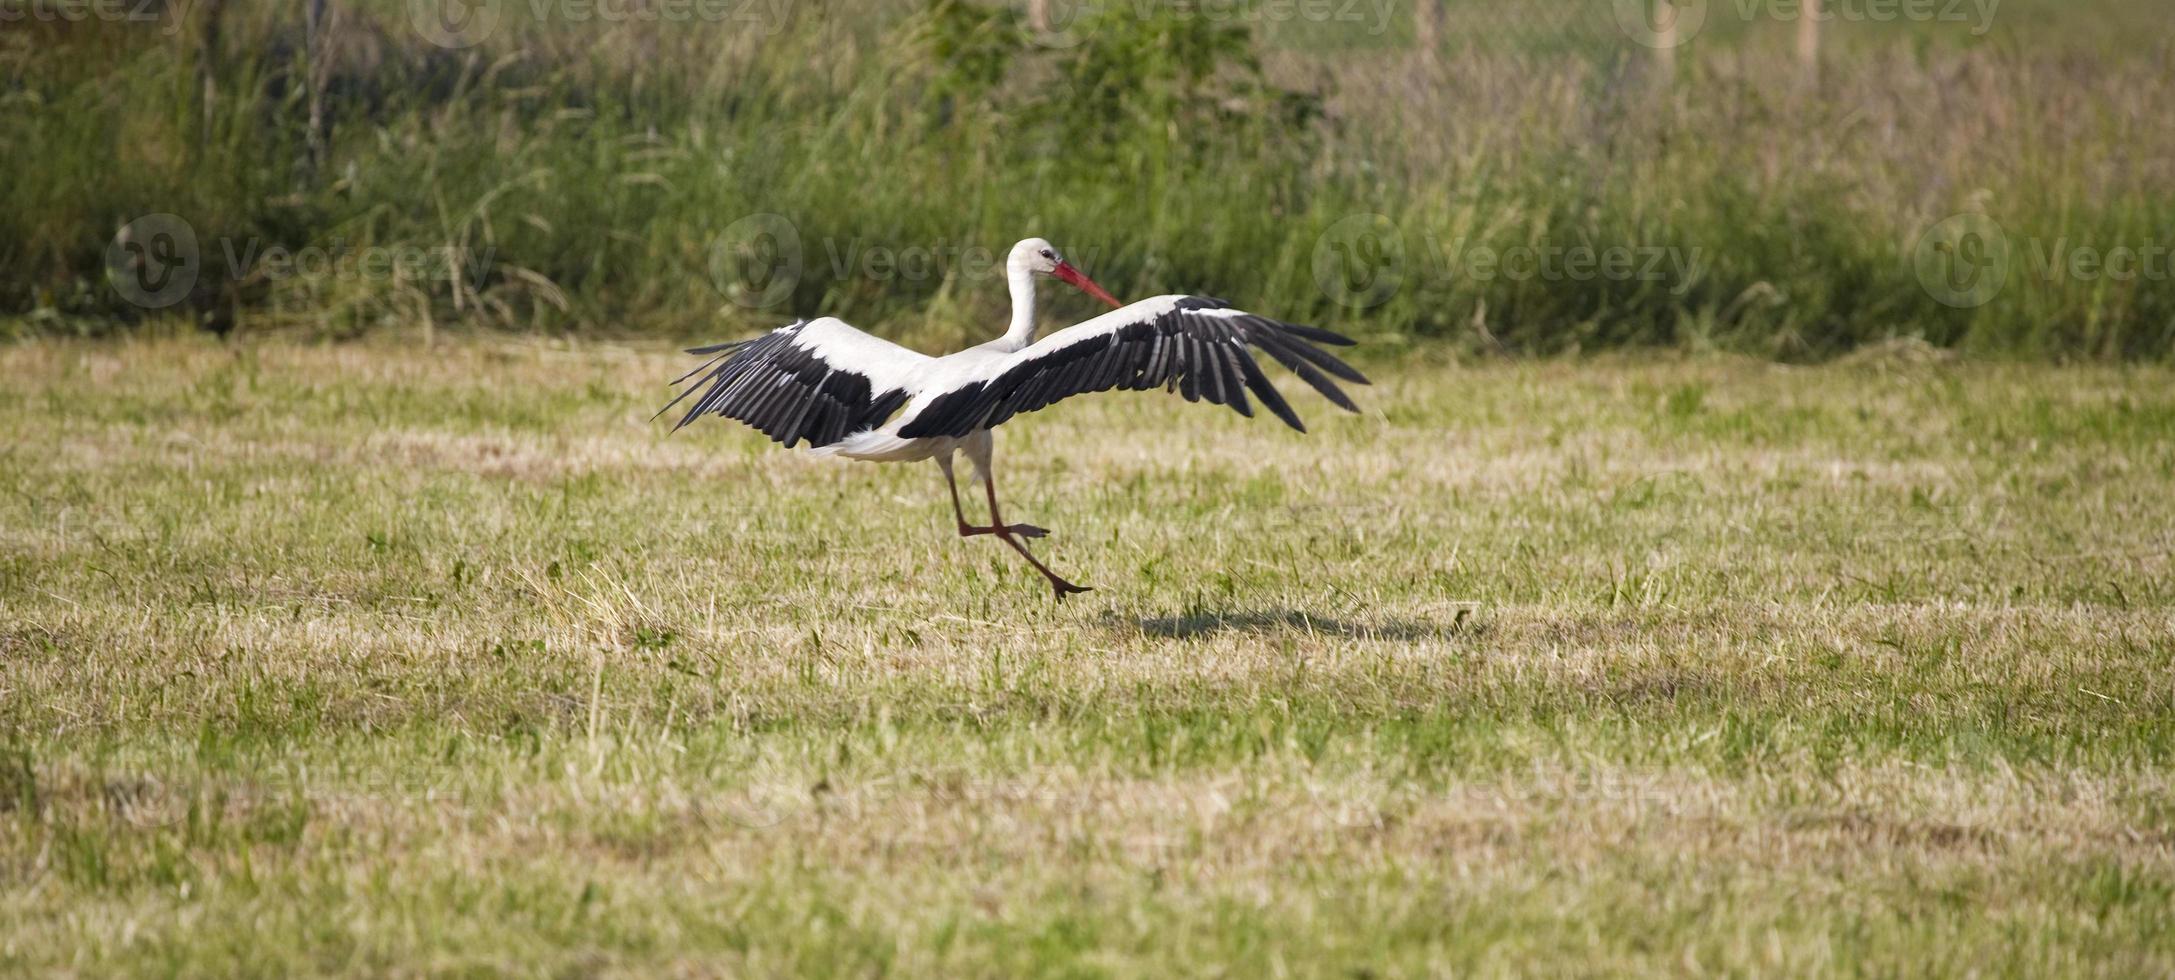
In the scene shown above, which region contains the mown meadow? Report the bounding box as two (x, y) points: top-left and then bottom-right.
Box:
(4, 0), (2172, 356)
(5, 2), (2174, 974)
(2, 337), (2172, 973)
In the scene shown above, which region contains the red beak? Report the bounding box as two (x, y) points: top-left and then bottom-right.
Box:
(1053, 261), (1123, 309)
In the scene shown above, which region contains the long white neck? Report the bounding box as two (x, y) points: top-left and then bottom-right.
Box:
(1002, 258), (1038, 349)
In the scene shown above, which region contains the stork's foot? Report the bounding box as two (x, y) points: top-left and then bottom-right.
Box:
(986, 527), (1089, 600)
(958, 522), (1050, 539)
(1043, 574), (1094, 601)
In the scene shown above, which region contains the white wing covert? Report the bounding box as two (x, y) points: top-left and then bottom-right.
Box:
(659, 317), (931, 449)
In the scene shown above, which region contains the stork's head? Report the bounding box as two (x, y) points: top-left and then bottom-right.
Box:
(1011, 237), (1122, 309)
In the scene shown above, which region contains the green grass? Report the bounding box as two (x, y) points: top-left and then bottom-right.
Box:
(6, 0), (2174, 356)
(2, 335), (2172, 974)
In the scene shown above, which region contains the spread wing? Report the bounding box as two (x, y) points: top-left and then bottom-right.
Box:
(896, 296), (1367, 439)
(658, 317), (931, 449)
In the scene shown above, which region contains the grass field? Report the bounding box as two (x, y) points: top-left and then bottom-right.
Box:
(3, 336), (2174, 975)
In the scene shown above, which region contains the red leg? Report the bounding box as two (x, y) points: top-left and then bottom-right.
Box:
(983, 471), (1089, 600)
(943, 458), (1045, 538)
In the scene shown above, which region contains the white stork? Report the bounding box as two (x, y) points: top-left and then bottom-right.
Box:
(659, 237), (1367, 599)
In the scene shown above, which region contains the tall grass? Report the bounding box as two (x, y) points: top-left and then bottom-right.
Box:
(3, 0), (2171, 357)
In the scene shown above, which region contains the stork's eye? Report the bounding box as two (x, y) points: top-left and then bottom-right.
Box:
(1040, 249), (1056, 260)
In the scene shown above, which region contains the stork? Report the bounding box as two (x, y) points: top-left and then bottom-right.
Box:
(658, 238), (1367, 599)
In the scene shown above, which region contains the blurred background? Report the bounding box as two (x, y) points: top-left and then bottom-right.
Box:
(4, 0), (2169, 357)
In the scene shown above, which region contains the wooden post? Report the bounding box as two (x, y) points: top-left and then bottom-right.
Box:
(1653, 0), (1678, 75)
(195, 0), (226, 144)
(303, 0), (331, 178)
(1797, 0), (1822, 83)
(1414, 0), (1441, 67)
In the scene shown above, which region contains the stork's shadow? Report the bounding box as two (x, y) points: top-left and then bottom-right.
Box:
(1110, 607), (1477, 642)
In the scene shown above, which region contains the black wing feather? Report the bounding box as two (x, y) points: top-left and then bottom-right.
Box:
(896, 298), (1367, 440)
(1251, 334), (1362, 413)
(1211, 340), (1251, 417)
(658, 322), (911, 448)
(1232, 345), (1302, 431)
